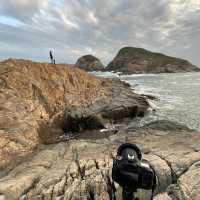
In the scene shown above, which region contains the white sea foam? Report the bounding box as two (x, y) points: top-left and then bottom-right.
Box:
(90, 71), (119, 78)
(93, 71), (200, 131)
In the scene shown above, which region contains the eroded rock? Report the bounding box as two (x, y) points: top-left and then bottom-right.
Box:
(154, 193), (172, 200)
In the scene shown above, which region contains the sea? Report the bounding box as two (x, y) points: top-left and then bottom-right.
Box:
(91, 71), (200, 131)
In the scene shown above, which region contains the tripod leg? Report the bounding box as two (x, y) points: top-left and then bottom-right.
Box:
(122, 188), (135, 200)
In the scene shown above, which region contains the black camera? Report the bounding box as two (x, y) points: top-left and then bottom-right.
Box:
(112, 143), (156, 200)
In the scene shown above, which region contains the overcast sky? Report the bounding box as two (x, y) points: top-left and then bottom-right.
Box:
(0, 0), (200, 66)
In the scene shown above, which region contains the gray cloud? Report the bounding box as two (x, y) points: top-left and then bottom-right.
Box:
(0, 0), (200, 66)
(0, 0), (42, 21)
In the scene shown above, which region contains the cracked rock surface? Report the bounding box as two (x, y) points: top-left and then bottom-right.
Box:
(0, 59), (148, 177)
(0, 120), (199, 200)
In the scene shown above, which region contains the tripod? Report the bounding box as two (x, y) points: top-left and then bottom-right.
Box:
(122, 187), (139, 200)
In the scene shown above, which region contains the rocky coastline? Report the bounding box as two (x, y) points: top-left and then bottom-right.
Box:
(0, 59), (199, 200)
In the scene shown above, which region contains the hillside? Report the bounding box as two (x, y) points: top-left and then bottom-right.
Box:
(107, 47), (200, 74)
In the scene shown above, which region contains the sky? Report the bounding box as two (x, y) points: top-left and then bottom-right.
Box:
(0, 0), (200, 66)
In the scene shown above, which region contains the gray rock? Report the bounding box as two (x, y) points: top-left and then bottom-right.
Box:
(154, 193), (172, 200)
(0, 121), (200, 200)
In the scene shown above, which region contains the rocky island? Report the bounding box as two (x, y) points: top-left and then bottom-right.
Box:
(106, 47), (200, 74)
(0, 59), (199, 200)
(75, 55), (105, 72)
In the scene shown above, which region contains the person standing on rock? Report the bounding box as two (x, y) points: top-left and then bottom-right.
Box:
(49, 50), (55, 64)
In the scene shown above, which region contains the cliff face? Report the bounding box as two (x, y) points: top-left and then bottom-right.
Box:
(0, 59), (148, 176)
(0, 59), (107, 175)
(75, 55), (105, 71)
(107, 47), (200, 74)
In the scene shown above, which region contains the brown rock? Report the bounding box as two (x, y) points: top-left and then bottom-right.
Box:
(0, 59), (148, 176)
(0, 58), (106, 175)
(0, 120), (199, 200)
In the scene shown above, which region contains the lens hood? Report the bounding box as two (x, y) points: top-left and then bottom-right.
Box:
(117, 143), (142, 160)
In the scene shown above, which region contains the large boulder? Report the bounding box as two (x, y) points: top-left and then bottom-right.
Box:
(107, 47), (200, 74)
(75, 55), (105, 71)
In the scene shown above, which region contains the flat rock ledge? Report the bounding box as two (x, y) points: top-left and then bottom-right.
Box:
(0, 121), (199, 200)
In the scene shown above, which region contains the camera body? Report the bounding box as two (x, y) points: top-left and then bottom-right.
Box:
(112, 143), (156, 191)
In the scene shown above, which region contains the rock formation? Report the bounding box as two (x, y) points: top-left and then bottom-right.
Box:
(75, 55), (105, 71)
(107, 47), (200, 74)
(1, 58), (199, 200)
(0, 120), (199, 200)
(0, 58), (148, 177)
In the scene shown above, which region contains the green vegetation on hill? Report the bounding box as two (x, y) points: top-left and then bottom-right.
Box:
(118, 47), (187, 65)
(75, 54), (104, 71)
(80, 55), (99, 62)
(107, 46), (200, 74)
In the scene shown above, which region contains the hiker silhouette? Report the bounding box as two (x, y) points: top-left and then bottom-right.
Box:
(49, 50), (55, 64)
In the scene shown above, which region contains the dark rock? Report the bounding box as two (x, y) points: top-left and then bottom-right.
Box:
(107, 47), (200, 74)
(141, 94), (159, 101)
(0, 58), (149, 173)
(75, 55), (105, 71)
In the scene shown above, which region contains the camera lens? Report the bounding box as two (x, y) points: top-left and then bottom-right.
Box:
(121, 148), (139, 163)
